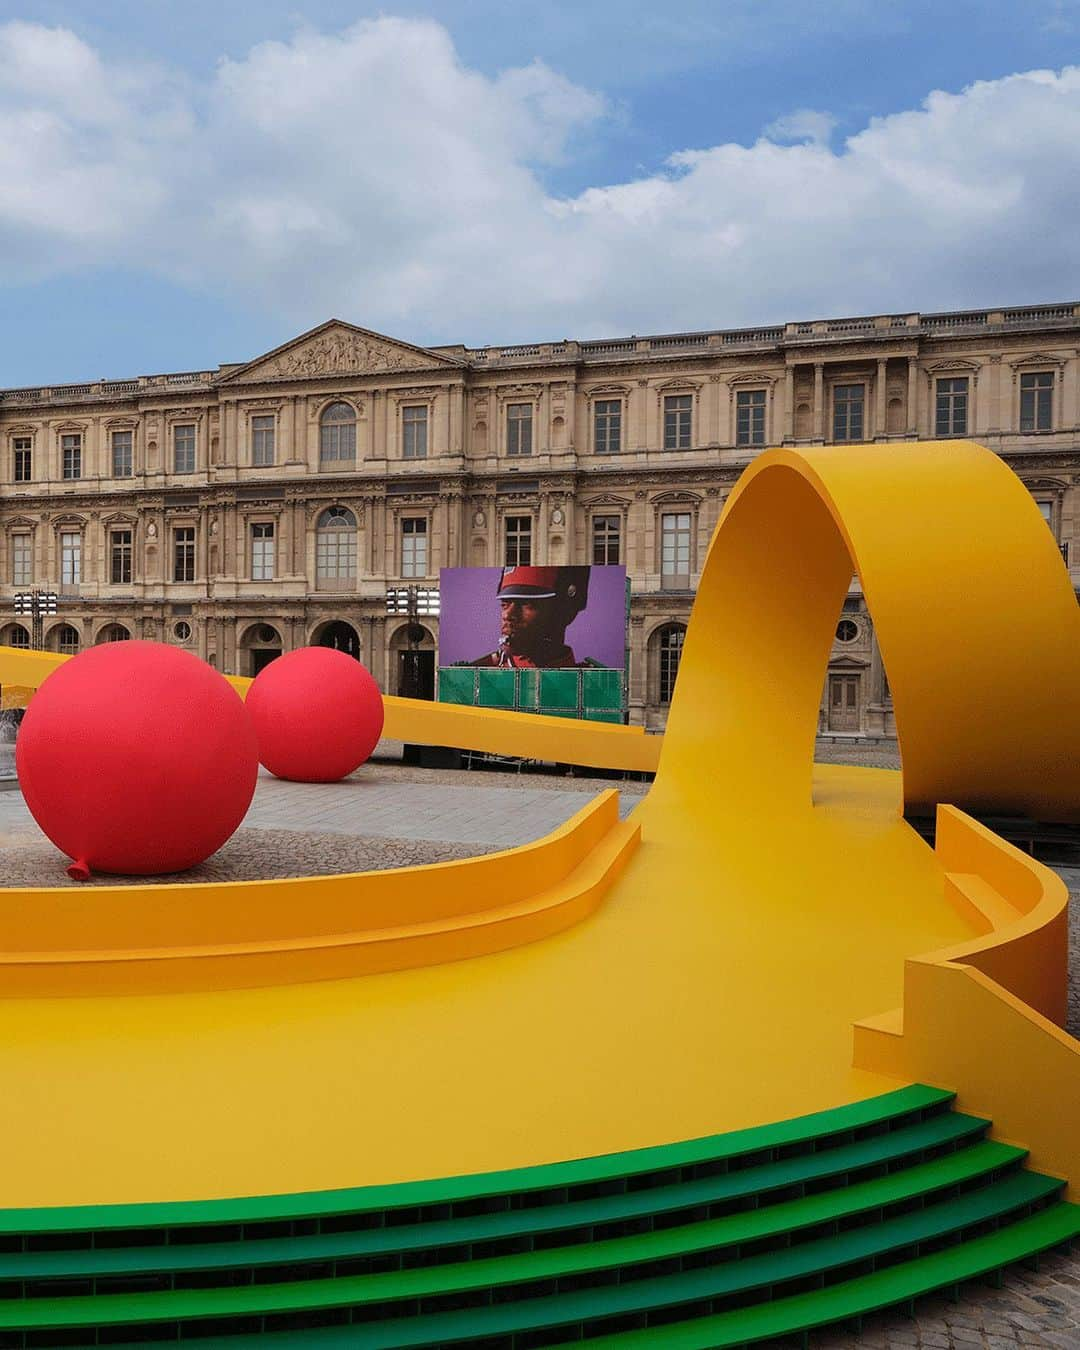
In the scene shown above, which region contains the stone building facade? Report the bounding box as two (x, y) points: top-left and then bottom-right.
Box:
(0, 303), (1077, 733)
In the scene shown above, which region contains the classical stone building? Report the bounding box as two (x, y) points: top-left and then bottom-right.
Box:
(0, 303), (1077, 733)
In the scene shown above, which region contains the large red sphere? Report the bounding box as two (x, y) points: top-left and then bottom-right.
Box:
(16, 642), (258, 879)
(245, 647), (384, 782)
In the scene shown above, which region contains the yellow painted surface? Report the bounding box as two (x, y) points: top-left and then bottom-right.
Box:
(0, 794), (639, 995)
(854, 806), (1080, 1196)
(0, 439), (1075, 1208)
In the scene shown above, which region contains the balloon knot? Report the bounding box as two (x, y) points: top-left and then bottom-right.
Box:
(67, 858), (91, 883)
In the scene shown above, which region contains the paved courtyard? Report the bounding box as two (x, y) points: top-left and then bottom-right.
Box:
(0, 742), (1076, 1346)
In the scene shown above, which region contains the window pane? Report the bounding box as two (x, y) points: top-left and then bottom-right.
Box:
(61, 434), (82, 480)
(505, 515), (532, 565)
(251, 522), (274, 580)
(592, 514), (621, 565)
(1019, 372), (1052, 431)
(735, 389), (767, 447)
(110, 430), (133, 477)
(594, 400), (622, 454)
(401, 517), (428, 577)
(12, 534), (31, 586)
(13, 437), (32, 483)
(663, 395), (692, 450)
(110, 529), (132, 584)
(320, 404), (357, 462)
(659, 627), (685, 704)
(173, 424), (195, 473)
(173, 527), (195, 582)
(60, 531), (81, 586)
(507, 404), (532, 457)
(402, 406), (428, 459)
(251, 415), (275, 467)
(661, 512), (691, 586)
(935, 377), (968, 436)
(833, 384), (865, 442)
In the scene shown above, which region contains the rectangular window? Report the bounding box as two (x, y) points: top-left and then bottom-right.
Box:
(507, 403), (533, 457)
(402, 406), (428, 459)
(832, 384), (865, 442)
(251, 522), (274, 581)
(935, 377), (969, 437)
(11, 533), (31, 586)
(173, 424), (196, 474)
(736, 389), (767, 447)
(61, 433), (82, 480)
(661, 512), (692, 589)
(60, 531), (81, 587)
(663, 395), (693, 450)
(592, 514), (621, 566)
(1020, 371), (1053, 432)
(251, 415), (275, 467)
(504, 515), (532, 566)
(110, 528), (132, 585)
(401, 517), (428, 577)
(111, 430), (133, 477)
(594, 400), (622, 454)
(13, 437), (31, 483)
(173, 526), (195, 582)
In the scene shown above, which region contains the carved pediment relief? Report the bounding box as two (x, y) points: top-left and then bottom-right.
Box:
(582, 492), (631, 508)
(1007, 351), (1067, 371)
(222, 321), (462, 385)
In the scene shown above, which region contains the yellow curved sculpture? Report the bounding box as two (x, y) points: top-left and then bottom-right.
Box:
(657, 440), (1080, 822)
(0, 439), (1075, 1213)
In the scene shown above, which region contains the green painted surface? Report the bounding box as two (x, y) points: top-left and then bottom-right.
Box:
(0, 1141), (1025, 1283)
(0, 1085), (951, 1235)
(114, 1201), (1080, 1349)
(0, 1113), (995, 1329)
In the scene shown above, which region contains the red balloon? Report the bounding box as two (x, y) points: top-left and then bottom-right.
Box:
(16, 641), (258, 880)
(245, 647), (384, 782)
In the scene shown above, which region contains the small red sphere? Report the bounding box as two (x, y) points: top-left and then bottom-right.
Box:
(245, 647), (385, 783)
(16, 641), (258, 879)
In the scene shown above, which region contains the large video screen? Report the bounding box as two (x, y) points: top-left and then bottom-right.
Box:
(439, 565), (627, 670)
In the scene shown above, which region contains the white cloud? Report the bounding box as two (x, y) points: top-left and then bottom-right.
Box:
(1, 17), (1080, 344)
(762, 109), (837, 146)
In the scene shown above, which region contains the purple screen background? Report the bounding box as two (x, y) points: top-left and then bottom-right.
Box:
(438, 566), (627, 668)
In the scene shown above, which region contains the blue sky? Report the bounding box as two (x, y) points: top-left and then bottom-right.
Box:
(2, 0), (1080, 384)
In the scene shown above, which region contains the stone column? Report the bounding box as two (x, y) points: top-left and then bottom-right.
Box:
(813, 364), (825, 442)
(783, 367), (795, 442)
(875, 360), (888, 438)
(907, 357), (918, 436)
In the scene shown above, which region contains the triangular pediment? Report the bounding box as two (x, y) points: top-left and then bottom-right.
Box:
(219, 320), (464, 385)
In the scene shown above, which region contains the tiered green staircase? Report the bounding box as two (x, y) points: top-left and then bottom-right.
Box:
(0, 1085), (1075, 1348)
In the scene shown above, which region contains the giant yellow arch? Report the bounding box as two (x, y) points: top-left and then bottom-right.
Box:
(656, 440), (1080, 823)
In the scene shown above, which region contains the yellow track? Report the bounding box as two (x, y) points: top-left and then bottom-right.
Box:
(0, 440), (1076, 1208)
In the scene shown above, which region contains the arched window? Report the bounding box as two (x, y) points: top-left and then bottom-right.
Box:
(55, 624), (80, 656)
(97, 623), (130, 643)
(658, 625), (686, 705)
(316, 506), (357, 586)
(320, 402), (357, 464)
(4, 624), (30, 650)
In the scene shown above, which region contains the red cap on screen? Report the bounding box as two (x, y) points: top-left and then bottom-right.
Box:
(496, 566), (561, 598)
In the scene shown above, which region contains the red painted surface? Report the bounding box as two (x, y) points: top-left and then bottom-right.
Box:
(16, 641), (258, 878)
(246, 645), (384, 782)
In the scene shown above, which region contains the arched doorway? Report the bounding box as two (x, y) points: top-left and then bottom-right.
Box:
(389, 623), (435, 700)
(314, 620), (360, 660)
(240, 622), (283, 677)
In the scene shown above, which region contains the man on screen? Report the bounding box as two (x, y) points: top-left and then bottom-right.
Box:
(459, 565), (604, 669)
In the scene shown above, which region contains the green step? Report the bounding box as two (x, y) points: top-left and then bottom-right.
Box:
(583, 1202), (1080, 1348)
(116, 1200), (1080, 1350)
(0, 1138), (1025, 1286)
(0, 1113), (990, 1330)
(0, 1085), (952, 1237)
